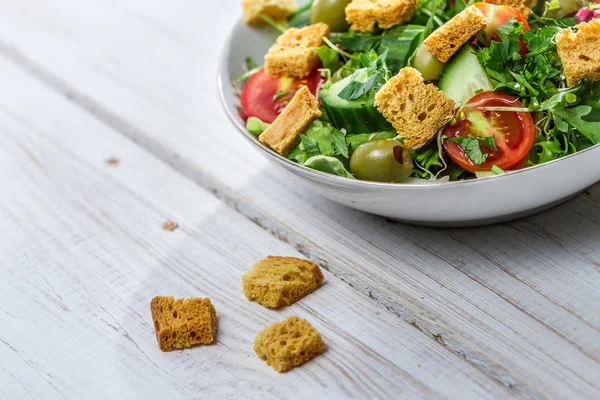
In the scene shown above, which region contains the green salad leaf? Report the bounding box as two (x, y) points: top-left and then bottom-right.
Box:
(288, 120), (352, 164)
(304, 155), (354, 178)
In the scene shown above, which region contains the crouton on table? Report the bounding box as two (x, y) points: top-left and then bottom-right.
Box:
(242, 256), (324, 308)
(151, 296), (217, 352)
(375, 67), (455, 150)
(254, 316), (325, 372)
(345, 0), (417, 32)
(242, 0), (297, 25)
(556, 19), (600, 87)
(259, 86), (321, 156)
(265, 23), (330, 78)
(423, 5), (488, 63)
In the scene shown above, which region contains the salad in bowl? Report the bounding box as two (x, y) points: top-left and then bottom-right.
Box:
(234, 0), (600, 185)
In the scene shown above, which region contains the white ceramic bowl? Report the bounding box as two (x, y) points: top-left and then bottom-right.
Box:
(217, 16), (600, 227)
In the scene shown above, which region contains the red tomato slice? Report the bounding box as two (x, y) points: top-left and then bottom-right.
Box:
(474, 3), (530, 47)
(240, 68), (321, 123)
(443, 92), (535, 172)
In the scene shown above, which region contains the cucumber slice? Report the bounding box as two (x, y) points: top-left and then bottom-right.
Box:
(320, 69), (392, 134)
(438, 44), (493, 105)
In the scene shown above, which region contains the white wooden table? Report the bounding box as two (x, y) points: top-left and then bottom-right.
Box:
(1, 1), (599, 399)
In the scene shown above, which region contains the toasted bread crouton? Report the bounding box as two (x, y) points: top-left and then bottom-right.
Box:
(259, 86), (321, 155)
(254, 316), (325, 372)
(423, 5), (488, 63)
(556, 19), (600, 87)
(242, 0), (297, 25)
(265, 23), (330, 77)
(375, 67), (455, 149)
(483, 0), (531, 18)
(243, 256), (324, 308)
(151, 296), (217, 352)
(345, 0), (417, 32)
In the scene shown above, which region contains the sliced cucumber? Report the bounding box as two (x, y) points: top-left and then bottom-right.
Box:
(438, 44), (493, 105)
(320, 69), (392, 134)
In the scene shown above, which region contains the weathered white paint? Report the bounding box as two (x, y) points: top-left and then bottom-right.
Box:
(0, 1), (598, 399)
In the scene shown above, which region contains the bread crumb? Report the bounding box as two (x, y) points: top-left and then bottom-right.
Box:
(150, 296), (217, 352)
(254, 316), (325, 372)
(105, 158), (120, 166)
(162, 221), (179, 231)
(242, 256), (324, 308)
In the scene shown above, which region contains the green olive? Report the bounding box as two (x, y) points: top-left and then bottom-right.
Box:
(350, 139), (414, 183)
(309, 0), (353, 32)
(412, 43), (446, 81)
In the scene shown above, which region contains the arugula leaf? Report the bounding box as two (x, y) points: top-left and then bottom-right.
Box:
(304, 155), (354, 178)
(315, 46), (343, 73)
(449, 136), (498, 165)
(554, 106), (600, 144)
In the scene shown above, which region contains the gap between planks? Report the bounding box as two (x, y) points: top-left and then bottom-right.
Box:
(0, 40), (588, 400)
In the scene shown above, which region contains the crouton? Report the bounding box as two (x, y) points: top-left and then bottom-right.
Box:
(259, 86), (321, 156)
(423, 5), (488, 63)
(345, 0), (417, 32)
(374, 67), (455, 149)
(151, 296), (217, 352)
(483, 0), (531, 18)
(242, 256), (324, 308)
(254, 316), (325, 372)
(265, 23), (330, 77)
(242, 0), (297, 25)
(556, 19), (600, 87)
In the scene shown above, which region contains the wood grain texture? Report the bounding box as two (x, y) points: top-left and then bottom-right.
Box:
(0, 0), (599, 398)
(0, 57), (515, 399)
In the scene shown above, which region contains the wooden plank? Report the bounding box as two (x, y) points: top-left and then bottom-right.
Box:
(0, 1), (599, 398)
(0, 55), (514, 399)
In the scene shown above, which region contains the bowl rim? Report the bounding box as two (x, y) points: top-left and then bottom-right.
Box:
(217, 18), (600, 190)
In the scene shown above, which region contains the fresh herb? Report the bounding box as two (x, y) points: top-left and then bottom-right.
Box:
(449, 135), (498, 165)
(338, 49), (391, 101)
(246, 117), (269, 135)
(288, 120), (352, 164)
(477, 19), (600, 166)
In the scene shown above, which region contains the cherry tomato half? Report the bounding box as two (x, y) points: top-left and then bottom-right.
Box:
(474, 3), (530, 47)
(443, 92), (535, 172)
(240, 68), (321, 123)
